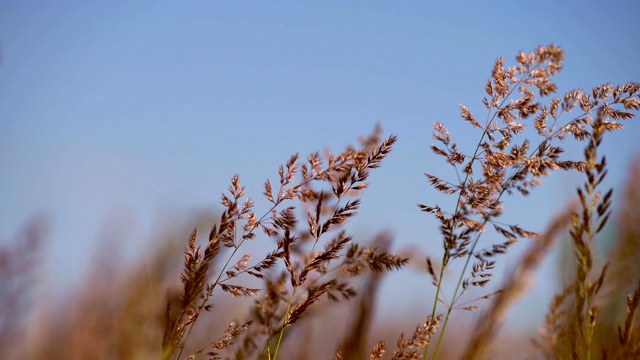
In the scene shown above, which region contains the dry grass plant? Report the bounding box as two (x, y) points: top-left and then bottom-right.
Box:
(162, 125), (409, 360)
(418, 44), (640, 359)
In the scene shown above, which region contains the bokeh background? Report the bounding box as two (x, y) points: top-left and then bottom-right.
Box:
(1, 1), (639, 357)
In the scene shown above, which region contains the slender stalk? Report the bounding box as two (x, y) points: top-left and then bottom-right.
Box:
(272, 288), (297, 360)
(427, 97), (598, 359)
(431, 231), (482, 358)
(424, 68), (526, 359)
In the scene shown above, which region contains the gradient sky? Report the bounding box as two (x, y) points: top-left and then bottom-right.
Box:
(1, 1), (639, 336)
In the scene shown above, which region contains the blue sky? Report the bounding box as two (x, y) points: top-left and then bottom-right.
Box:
(1, 1), (639, 334)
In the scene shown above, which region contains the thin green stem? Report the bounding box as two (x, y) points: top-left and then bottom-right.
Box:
(272, 287), (297, 360)
(424, 259), (446, 358)
(424, 126), (492, 358)
(432, 230), (484, 359)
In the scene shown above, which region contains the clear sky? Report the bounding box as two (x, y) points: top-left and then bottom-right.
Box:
(1, 0), (639, 335)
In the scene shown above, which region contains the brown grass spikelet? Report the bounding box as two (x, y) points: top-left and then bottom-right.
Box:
(188, 321), (252, 360)
(370, 341), (386, 360)
(617, 280), (640, 358)
(392, 315), (442, 360)
(285, 279), (336, 327)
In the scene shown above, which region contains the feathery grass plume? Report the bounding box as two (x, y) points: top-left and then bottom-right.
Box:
(262, 127), (404, 359)
(164, 155), (324, 358)
(164, 168), (289, 359)
(391, 315), (442, 360)
(186, 320), (252, 360)
(421, 44), (567, 358)
(566, 108), (615, 359)
(462, 204), (575, 360)
(164, 125), (404, 359)
(419, 44), (640, 359)
(571, 87), (637, 359)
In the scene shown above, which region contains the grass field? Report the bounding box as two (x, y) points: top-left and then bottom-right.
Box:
(2, 45), (639, 360)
